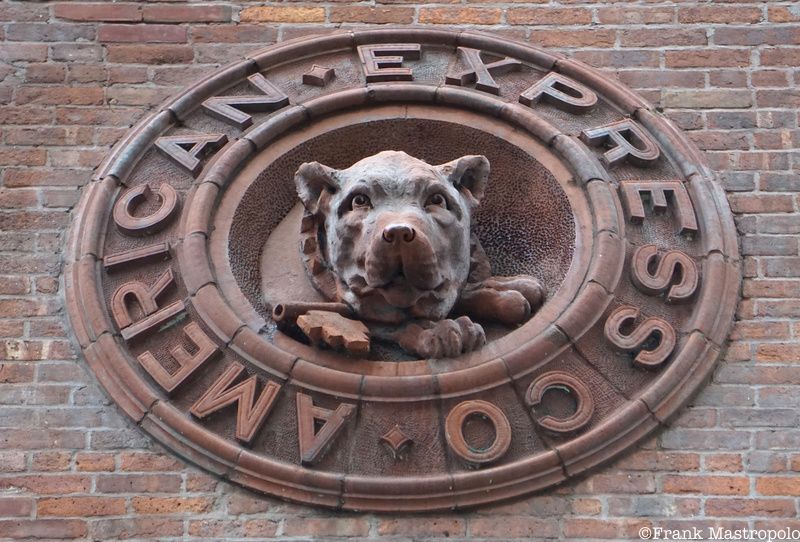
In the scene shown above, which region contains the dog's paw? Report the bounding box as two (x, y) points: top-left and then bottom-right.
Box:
(483, 275), (545, 310)
(398, 317), (486, 358)
(455, 275), (545, 326)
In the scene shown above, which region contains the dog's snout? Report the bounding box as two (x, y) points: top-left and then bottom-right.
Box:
(382, 224), (416, 244)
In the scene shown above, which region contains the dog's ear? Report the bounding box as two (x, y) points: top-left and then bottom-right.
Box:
(438, 155), (490, 204)
(294, 161), (340, 214)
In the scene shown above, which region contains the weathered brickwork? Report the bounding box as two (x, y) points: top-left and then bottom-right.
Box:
(0, 1), (798, 540)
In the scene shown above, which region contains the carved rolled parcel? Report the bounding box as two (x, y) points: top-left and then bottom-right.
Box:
(66, 29), (740, 511)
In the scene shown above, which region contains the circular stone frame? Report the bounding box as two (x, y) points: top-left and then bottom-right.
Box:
(65, 28), (741, 511)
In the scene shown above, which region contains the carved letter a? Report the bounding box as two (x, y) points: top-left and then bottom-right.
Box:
(296, 393), (355, 466)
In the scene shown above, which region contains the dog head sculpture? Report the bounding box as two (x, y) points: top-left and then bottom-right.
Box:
(294, 151), (489, 324)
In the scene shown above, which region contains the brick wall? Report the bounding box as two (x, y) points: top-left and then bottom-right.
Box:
(1, 1), (798, 540)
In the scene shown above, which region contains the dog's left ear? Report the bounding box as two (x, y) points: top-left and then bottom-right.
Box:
(294, 161), (340, 214)
(438, 155), (490, 205)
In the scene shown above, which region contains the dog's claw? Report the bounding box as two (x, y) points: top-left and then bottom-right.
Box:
(456, 275), (545, 326)
(397, 317), (486, 358)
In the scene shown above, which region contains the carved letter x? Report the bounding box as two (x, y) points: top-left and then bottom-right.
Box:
(445, 47), (521, 95)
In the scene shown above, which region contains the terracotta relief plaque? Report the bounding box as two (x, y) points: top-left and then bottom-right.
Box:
(66, 29), (740, 511)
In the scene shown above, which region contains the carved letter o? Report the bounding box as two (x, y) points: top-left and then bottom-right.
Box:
(445, 400), (512, 466)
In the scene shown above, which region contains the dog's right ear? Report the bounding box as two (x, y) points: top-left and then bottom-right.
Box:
(294, 161), (339, 214)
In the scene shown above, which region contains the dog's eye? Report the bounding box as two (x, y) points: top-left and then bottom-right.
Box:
(426, 193), (447, 209)
(351, 194), (371, 209)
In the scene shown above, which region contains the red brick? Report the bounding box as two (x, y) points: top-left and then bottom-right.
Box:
(119, 452), (184, 472)
(704, 454), (743, 472)
(190, 25), (277, 44)
(508, 7), (592, 25)
(131, 496), (214, 514)
(96, 474), (182, 493)
(98, 24), (187, 43)
(378, 517), (466, 537)
(187, 519), (244, 538)
(664, 90), (752, 109)
(621, 28), (707, 48)
(106, 45), (194, 64)
(597, 6), (673, 24)
(240, 6), (324, 23)
(38, 497), (126, 517)
(577, 473), (656, 494)
(729, 194), (794, 214)
(756, 476), (800, 496)
(0, 363), (34, 383)
(665, 49), (750, 68)
(242, 519), (280, 537)
(690, 130), (749, 151)
(89, 518), (183, 540)
(563, 519), (619, 539)
(716, 26), (800, 46)
(419, 7), (501, 24)
(283, 517), (371, 537)
(0, 106), (53, 125)
(0, 497), (33, 517)
(151, 65), (217, 86)
(193, 43), (260, 64)
(470, 517), (559, 538)
(4, 168), (89, 188)
(752, 69), (790, 87)
(0, 519), (87, 539)
(107, 86), (176, 106)
(709, 70), (748, 88)
(6, 23), (95, 42)
(575, 50), (659, 68)
(110, 65), (149, 84)
(0, 475), (91, 494)
(25, 64), (66, 84)
(732, 321), (791, 340)
(49, 148), (106, 168)
(571, 498), (602, 515)
(0, 43), (48, 62)
(54, 3), (142, 22)
(761, 48), (800, 67)
(28, 319), (66, 337)
(0, 211), (69, 231)
(663, 476), (749, 495)
(529, 29), (616, 48)
(679, 6), (762, 24)
(632, 452), (700, 475)
(143, 4), (231, 23)
(331, 6), (414, 24)
(51, 43), (103, 62)
(186, 473), (218, 492)
(769, 6), (800, 23)
(756, 343), (800, 363)
(0, 3), (48, 22)
(6, 127), (69, 146)
(756, 89), (800, 108)
(67, 64), (107, 83)
(31, 452), (71, 472)
(226, 492), (271, 515)
(0, 429), (84, 450)
(737, 151), (790, 172)
(0, 452), (26, 472)
(74, 453), (114, 472)
(0, 188), (39, 209)
(15, 87), (104, 106)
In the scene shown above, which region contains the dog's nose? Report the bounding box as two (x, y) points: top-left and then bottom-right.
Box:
(382, 224), (416, 244)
